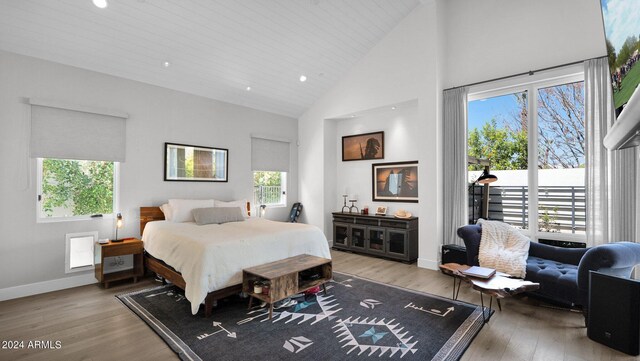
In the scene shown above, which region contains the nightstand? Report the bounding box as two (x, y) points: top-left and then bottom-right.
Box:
(95, 238), (144, 288)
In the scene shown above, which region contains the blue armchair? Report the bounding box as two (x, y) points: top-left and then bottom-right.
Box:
(457, 224), (640, 309)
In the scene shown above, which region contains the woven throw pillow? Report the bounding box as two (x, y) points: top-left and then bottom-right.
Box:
(192, 207), (245, 225)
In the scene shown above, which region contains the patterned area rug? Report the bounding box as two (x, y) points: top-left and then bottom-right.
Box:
(117, 272), (489, 361)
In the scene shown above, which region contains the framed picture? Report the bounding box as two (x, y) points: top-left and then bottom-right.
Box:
(164, 142), (228, 182)
(372, 161), (418, 202)
(342, 131), (384, 161)
(375, 206), (387, 216)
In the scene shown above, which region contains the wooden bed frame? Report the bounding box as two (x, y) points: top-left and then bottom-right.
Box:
(139, 202), (251, 317)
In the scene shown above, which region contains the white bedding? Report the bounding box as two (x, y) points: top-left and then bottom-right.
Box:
(142, 218), (331, 315)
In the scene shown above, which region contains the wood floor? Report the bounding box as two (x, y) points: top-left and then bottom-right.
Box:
(1, 250), (638, 361)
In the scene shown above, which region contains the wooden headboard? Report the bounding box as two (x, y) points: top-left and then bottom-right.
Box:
(139, 202), (252, 237)
(140, 207), (165, 236)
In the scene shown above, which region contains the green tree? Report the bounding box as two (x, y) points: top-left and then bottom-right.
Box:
(606, 38), (617, 71)
(468, 119), (528, 171)
(42, 159), (114, 216)
(616, 35), (638, 69)
(253, 171), (282, 186)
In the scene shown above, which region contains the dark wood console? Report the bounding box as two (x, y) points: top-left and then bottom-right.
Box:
(332, 212), (418, 263)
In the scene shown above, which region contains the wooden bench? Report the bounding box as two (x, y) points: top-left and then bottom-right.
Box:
(242, 254), (332, 319)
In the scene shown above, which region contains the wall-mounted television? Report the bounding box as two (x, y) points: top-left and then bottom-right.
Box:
(601, 0), (640, 149)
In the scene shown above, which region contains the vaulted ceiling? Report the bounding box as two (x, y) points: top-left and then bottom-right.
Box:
(0, 0), (420, 118)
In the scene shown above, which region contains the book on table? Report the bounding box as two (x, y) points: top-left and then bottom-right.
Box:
(461, 266), (496, 279)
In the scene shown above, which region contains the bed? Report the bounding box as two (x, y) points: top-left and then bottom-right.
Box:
(139, 205), (331, 316)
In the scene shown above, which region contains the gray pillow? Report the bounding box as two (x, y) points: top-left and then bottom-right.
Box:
(192, 207), (245, 225)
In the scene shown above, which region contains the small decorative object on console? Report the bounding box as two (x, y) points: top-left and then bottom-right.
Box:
(341, 195), (349, 213)
(375, 206), (387, 215)
(394, 209), (412, 219)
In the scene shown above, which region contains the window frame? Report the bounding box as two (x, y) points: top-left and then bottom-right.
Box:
(36, 158), (120, 223)
(253, 170), (287, 208)
(468, 65), (586, 243)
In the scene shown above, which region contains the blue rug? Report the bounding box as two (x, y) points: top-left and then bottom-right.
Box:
(117, 272), (489, 361)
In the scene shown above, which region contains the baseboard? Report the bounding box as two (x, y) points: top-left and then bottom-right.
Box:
(0, 273), (97, 301)
(417, 257), (438, 270)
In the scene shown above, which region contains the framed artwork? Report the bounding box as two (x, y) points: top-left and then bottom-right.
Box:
(372, 161), (418, 202)
(342, 131), (384, 161)
(164, 142), (228, 182)
(375, 206), (387, 216)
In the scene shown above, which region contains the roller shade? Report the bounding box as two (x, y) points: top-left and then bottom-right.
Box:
(29, 99), (128, 162)
(251, 136), (290, 172)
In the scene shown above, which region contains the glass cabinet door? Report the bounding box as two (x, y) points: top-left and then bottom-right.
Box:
(350, 226), (366, 249)
(387, 230), (407, 257)
(367, 227), (385, 254)
(334, 223), (349, 247)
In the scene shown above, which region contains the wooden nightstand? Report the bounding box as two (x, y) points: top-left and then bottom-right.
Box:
(95, 238), (144, 288)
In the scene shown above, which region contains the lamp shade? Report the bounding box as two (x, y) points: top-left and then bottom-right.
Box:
(476, 170), (498, 184)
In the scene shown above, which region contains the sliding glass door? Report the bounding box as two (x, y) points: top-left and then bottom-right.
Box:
(467, 72), (586, 243)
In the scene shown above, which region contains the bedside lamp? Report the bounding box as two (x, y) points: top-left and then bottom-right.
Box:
(112, 213), (124, 242)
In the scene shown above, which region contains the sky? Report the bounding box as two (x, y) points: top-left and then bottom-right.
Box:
(468, 93), (524, 131)
(601, 0), (640, 52)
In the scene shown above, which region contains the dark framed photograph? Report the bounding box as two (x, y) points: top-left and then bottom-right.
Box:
(164, 142), (228, 182)
(342, 131), (384, 161)
(372, 161), (418, 202)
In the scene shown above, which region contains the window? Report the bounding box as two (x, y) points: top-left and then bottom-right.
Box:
(253, 171), (287, 207)
(37, 158), (118, 221)
(468, 71), (586, 242)
(65, 231), (98, 273)
(468, 90), (529, 229)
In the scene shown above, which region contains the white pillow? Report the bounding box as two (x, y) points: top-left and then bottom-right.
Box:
(168, 199), (215, 223)
(215, 199), (249, 218)
(159, 203), (173, 222)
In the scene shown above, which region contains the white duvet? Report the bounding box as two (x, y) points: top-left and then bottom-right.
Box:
(142, 218), (331, 315)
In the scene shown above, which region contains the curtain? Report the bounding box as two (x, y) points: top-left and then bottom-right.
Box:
(443, 87), (469, 246)
(584, 58), (637, 245)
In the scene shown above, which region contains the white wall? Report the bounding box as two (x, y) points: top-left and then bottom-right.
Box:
(442, 0), (606, 88)
(299, 2), (441, 269)
(333, 104), (420, 220)
(298, 0), (606, 270)
(0, 51), (298, 293)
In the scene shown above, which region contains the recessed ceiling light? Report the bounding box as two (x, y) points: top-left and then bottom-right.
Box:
(162, 61), (171, 68)
(246, 86), (252, 91)
(92, 0), (108, 8)
(391, 106), (397, 110)
(299, 75), (307, 82)
(350, 115), (356, 118)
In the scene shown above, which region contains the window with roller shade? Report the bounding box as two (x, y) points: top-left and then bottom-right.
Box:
(251, 137), (290, 207)
(30, 99), (126, 222)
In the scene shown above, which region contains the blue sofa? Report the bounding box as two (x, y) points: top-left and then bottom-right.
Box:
(457, 224), (640, 309)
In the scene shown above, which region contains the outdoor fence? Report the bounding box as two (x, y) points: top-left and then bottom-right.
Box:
(253, 185), (282, 205)
(469, 185), (586, 234)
